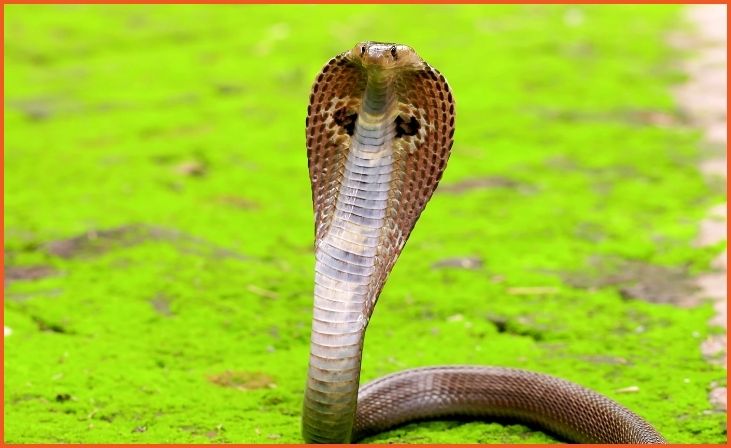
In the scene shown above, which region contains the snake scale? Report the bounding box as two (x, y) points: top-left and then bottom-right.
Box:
(302, 41), (666, 444)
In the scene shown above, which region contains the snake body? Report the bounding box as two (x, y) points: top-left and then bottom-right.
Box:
(303, 41), (666, 444)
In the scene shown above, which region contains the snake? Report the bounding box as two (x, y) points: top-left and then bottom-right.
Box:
(302, 41), (666, 444)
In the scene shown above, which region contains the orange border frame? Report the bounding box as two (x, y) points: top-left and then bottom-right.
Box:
(1, 0), (729, 3)
(0, 1), (728, 447)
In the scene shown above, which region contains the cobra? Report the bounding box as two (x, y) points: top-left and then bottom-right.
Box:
(302, 41), (666, 444)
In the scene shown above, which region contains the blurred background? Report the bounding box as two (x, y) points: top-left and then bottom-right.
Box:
(4, 5), (727, 443)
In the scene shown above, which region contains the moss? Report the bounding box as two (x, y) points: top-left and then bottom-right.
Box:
(4, 4), (725, 443)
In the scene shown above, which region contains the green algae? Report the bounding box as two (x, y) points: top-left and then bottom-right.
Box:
(4, 4), (726, 443)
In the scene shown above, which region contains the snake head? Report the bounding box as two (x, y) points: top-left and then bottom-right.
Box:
(350, 41), (422, 70)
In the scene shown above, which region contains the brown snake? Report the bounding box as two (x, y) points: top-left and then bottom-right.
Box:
(303, 41), (666, 444)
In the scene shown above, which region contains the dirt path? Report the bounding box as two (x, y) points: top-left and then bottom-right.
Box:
(674, 4), (727, 413)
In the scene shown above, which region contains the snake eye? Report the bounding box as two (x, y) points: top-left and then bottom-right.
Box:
(390, 46), (397, 58)
(361, 45), (366, 56)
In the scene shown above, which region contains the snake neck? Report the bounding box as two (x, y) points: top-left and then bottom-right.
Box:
(303, 72), (397, 444)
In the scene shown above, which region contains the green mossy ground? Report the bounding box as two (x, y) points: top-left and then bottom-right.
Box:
(4, 5), (726, 443)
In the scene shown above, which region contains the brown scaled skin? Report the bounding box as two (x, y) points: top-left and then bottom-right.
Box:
(302, 41), (666, 444)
